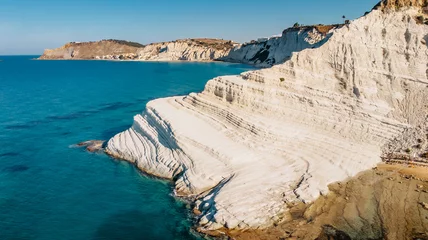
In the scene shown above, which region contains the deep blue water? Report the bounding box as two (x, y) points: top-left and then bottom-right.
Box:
(0, 56), (254, 240)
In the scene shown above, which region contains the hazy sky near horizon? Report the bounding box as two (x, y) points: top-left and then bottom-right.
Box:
(0, 0), (379, 55)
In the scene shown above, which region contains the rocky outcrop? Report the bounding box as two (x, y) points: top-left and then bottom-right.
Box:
(374, 0), (428, 10)
(38, 27), (344, 66)
(105, 3), (428, 236)
(225, 164), (428, 240)
(76, 140), (105, 152)
(38, 40), (144, 60)
(38, 28), (343, 66)
(134, 39), (236, 61)
(38, 38), (237, 61)
(220, 24), (342, 67)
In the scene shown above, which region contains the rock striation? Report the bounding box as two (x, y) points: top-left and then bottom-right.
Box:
(38, 28), (342, 66)
(105, 3), (428, 236)
(38, 38), (237, 61)
(220, 24), (342, 67)
(134, 39), (236, 61)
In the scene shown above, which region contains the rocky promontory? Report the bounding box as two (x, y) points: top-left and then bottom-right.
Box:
(38, 39), (144, 60)
(103, 0), (428, 238)
(38, 25), (342, 67)
(38, 38), (238, 61)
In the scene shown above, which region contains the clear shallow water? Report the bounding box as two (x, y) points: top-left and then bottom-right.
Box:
(0, 56), (255, 240)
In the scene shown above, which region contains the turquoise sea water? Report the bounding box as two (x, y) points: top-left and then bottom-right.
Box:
(0, 56), (254, 240)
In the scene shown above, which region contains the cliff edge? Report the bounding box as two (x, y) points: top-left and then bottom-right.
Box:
(38, 27), (342, 66)
(105, 1), (428, 238)
(38, 38), (237, 61)
(38, 40), (143, 60)
(220, 24), (342, 67)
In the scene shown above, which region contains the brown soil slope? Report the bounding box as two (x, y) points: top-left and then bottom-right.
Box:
(222, 165), (428, 240)
(39, 40), (144, 60)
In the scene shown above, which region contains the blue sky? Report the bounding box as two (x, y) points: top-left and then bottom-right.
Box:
(0, 0), (379, 55)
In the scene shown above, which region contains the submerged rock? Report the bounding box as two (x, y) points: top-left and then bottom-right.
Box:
(76, 140), (105, 152)
(2, 164), (29, 173)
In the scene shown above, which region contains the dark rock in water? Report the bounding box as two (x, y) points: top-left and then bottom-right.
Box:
(76, 140), (105, 152)
(3, 165), (29, 173)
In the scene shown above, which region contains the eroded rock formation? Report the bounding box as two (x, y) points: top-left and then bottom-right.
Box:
(105, 3), (428, 236)
(375, 0), (428, 10)
(220, 24), (342, 67)
(38, 28), (342, 66)
(38, 40), (144, 60)
(38, 38), (237, 61)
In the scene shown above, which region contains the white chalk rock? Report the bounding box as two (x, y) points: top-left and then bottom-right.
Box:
(106, 8), (428, 231)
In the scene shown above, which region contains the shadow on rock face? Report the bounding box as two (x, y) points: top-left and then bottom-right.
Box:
(424, 34), (428, 48)
(316, 225), (351, 240)
(412, 233), (428, 240)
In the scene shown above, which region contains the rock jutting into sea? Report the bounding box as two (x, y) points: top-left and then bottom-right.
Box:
(95, 0), (428, 238)
(37, 26), (341, 67)
(38, 39), (237, 62)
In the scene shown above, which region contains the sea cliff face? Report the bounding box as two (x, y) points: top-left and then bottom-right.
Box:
(38, 40), (144, 60)
(38, 28), (340, 66)
(38, 39), (236, 61)
(220, 25), (341, 67)
(105, 2), (428, 237)
(135, 39), (235, 61)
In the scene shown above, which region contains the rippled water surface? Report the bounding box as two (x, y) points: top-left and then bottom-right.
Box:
(0, 56), (255, 240)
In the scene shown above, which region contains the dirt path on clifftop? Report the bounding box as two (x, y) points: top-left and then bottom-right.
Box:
(221, 164), (428, 240)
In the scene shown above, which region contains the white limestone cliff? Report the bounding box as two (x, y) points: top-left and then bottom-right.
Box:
(39, 39), (236, 61)
(106, 6), (428, 233)
(221, 25), (341, 67)
(134, 39), (235, 61)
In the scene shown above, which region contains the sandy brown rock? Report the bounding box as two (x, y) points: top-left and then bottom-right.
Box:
(220, 164), (428, 240)
(374, 0), (428, 11)
(39, 40), (143, 60)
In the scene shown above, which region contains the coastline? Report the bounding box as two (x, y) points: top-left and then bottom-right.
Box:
(34, 58), (261, 70)
(205, 163), (428, 239)
(8, 0), (428, 238)
(101, 141), (428, 239)
(101, 5), (428, 239)
(35, 57), (237, 64)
